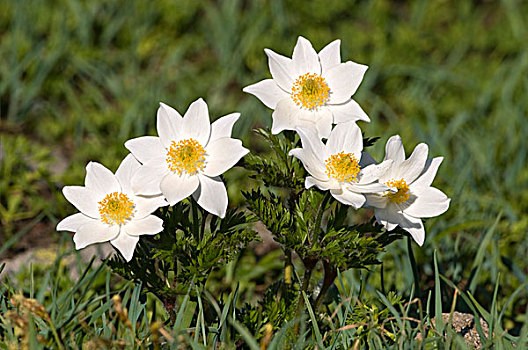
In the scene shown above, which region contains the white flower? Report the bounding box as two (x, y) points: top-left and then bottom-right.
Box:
(125, 98), (249, 218)
(289, 122), (392, 208)
(56, 154), (167, 261)
(243, 36), (370, 139)
(365, 135), (451, 246)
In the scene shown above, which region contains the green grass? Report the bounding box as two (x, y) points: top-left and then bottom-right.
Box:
(1, 0), (527, 347)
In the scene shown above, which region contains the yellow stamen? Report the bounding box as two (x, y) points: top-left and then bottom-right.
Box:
(384, 179), (410, 204)
(98, 192), (135, 226)
(166, 138), (206, 175)
(325, 152), (360, 182)
(291, 73), (330, 110)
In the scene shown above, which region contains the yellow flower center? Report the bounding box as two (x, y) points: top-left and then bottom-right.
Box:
(384, 179), (410, 204)
(291, 73), (330, 110)
(325, 152), (360, 182)
(166, 138), (206, 175)
(98, 192), (135, 226)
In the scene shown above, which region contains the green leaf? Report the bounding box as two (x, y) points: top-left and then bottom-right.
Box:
(229, 318), (260, 350)
(434, 250), (444, 334)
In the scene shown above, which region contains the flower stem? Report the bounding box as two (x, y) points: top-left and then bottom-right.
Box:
(313, 260), (337, 311)
(313, 192), (332, 243)
(380, 262), (386, 296)
(407, 236), (422, 297)
(294, 257), (317, 335)
(191, 197), (200, 240)
(200, 207), (207, 242)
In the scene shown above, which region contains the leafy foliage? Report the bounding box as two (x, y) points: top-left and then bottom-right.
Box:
(244, 129), (305, 190)
(238, 281), (300, 341)
(108, 199), (258, 318)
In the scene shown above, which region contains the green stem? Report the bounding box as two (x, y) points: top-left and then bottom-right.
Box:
(191, 197), (200, 240)
(313, 260), (337, 311)
(380, 262), (386, 296)
(407, 236), (422, 297)
(284, 188), (299, 287)
(300, 265), (313, 294)
(47, 317), (64, 350)
(200, 208), (207, 242)
(294, 258), (316, 335)
(313, 192), (332, 243)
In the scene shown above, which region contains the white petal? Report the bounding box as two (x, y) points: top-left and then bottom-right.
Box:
(290, 127), (328, 178)
(264, 48), (294, 91)
(396, 194), (416, 212)
(373, 206), (402, 231)
(194, 175), (228, 218)
(85, 162), (120, 197)
(318, 39), (341, 71)
(384, 135), (405, 164)
(292, 36), (320, 76)
(63, 186), (101, 218)
(411, 157), (444, 189)
(347, 182), (389, 194)
(182, 98), (211, 146)
(210, 113), (240, 142)
(330, 188), (366, 209)
(133, 194), (168, 219)
(305, 176), (339, 190)
(242, 80), (289, 110)
(115, 154), (141, 194)
(328, 99), (370, 123)
(293, 105), (332, 133)
(312, 108), (333, 139)
(74, 221), (119, 249)
(203, 138), (249, 177)
(110, 233), (139, 262)
(404, 187), (450, 218)
(326, 121), (363, 156)
(57, 213), (94, 232)
(295, 108), (316, 123)
(125, 215), (164, 236)
(296, 127), (327, 160)
(157, 102), (182, 148)
(160, 173), (199, 206)
(393, 143), (429, 184)
(124, 136), (166, 164)
(272, 99), (333, 139)
(325, 61), (368, 104)
(401, 214), (425, 246)
(131, 158), (168, 196)
(289, 149), (327, 180)
(271, 98), (299, 134)
(360, 160), (393, 184)
(364, 194), (388, 209)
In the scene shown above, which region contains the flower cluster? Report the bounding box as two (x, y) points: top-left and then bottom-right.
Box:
(244, 36), (450, 245)
(58, 35), (450, 264)
(57, 99), (248, 261)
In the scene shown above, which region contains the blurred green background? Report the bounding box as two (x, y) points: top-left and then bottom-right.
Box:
(1, 0), (527, 331)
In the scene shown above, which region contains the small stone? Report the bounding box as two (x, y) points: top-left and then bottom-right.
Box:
(425, 312), (489, 349)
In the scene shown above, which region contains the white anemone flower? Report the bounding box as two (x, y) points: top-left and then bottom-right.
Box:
(365, 135), (451, 246)
(56, 154), (167, 261)
(243, 36), (370, 139)
(289, 122), (392, 208)
(125, 98), (249, 218)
